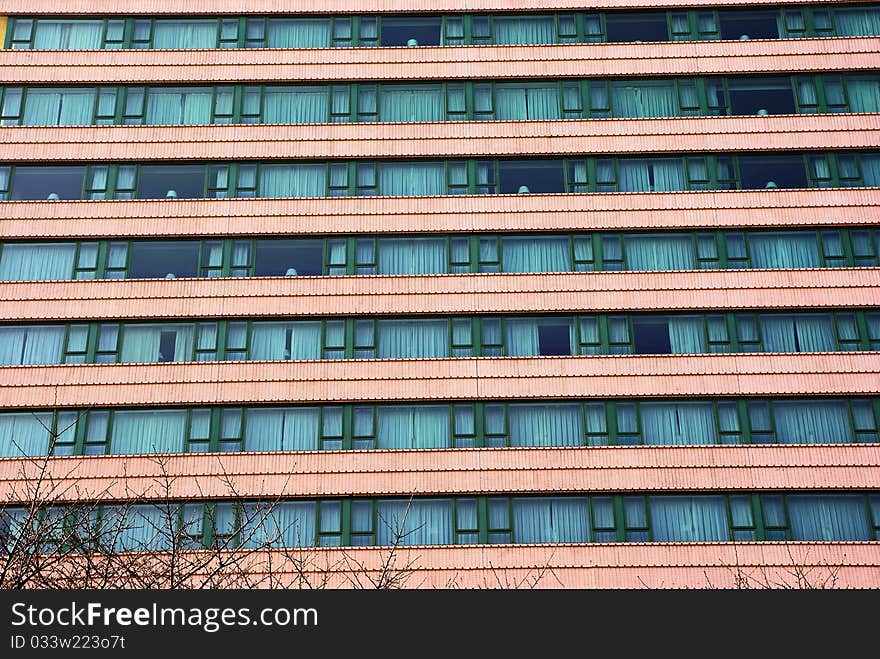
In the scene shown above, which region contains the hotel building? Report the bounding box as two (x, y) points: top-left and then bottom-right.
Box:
(0, 1), (879, 587)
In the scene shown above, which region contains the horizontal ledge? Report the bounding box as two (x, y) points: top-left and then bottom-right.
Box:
(1, 39), (878, 84)
(0, 353), (878, 408)
(0, 444), (877, 501)
(0, 269), (878, 321)
(2, 115), (878, 161)
(0, 541), (872, 588)
(2, 1), (854, 16)
(1, 188), (878, 239)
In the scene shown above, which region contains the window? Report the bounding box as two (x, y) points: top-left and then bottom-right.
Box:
(136, 165), (206, 199)
(379, 17), (442, 46)
(605, 14), (668, 42)
(717, 10), (782, 40)
(497, 160), (565, 193)
(9, 166), (86, 201)
(727, 78), (796, 115)
(128, 242), (201, 279)
(252, 239), (325, 276)
(737, 155), (808, 189)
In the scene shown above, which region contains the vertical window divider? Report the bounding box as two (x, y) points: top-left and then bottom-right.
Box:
(643, 496), (654, 541)
(725, 315), (740, 352)
(705, 155), (721, 189)
(693, 77), (709, 115)
(597, 315), (612, 354)
(347, 85), (359, 123)
(836, 229), (856, 267)
(825, 153), (843, 187)
(215, 320), (229, 361)
(855, 312), (873, 351)
(343, 237), (357, 275)
(473, 402), (486, 448)
(578, 401), (588, 446)
(612, 496), (626, 542)
(60, 324), (74, 363)
(463, 82), (475, 121)
(219, 240), (235, 277)
(779, 495), (795, 541)
(751, 495), (767, 541)
(207, 408), (223, 452)
(120, 19), (135, 49)
(872, 401), (880, 440)
(83, 323), (100, 364)
(812, 74), (830, 113)
(737, 400), (753, 444)
(467, 235), (480, 272)
(350, 17), (362, 47)
(339, 499), (353, 547)
(103, 165), (121, 200)
(471, 317), (482, 357)
(230, 86), (244, 123)
(235, 17), (247, 48)
(343, 318), (356, 359)
(341, 405), (354, 450)
(465, 160), (478, 195)
(70, 409), (88, 456)
(585, 159), (598, 193)
(476, 497), (490, 543)
(839, 229), (857, 267)
(589, 234), (602, 270)
(114, 88), (128, 124)
(90, 241), (110, 279)
(2, 18), (14, 48)
(573, 12), (587, 42)
(201, 502), (217, 549)
(346, 162), (358, 196)
(606, 401), (619, 446)
(715, 232), (730, 269)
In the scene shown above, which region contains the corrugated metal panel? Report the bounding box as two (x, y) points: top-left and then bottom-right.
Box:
(1, 269), (877, 321)
(1, 445), (875, 501)
(1, 189), (877, 239)
(0, 353), (878, 408)
(0, 542), (873, 588)
(3, 115), (878, 162)
(4, 1), (869, 16)
(2, 39), (878, 84)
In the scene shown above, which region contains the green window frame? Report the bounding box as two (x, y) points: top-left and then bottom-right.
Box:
(2, 229), (878, 283)
(8, 9), (880, 51)
(6, 490), (880, 550)
(9, 397), (880, 459)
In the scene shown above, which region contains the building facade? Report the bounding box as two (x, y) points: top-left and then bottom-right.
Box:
(0, 1), (879, 588)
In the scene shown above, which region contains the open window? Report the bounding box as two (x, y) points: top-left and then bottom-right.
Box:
(605, 13), (668, 42)
(10, 166), (86, 200)
(136, 165), (206, 199)
(128, 241), (200, 278)
(727, 77), (796, 115)
(632, 318), (673, 354)
(537, 323), (572, 355)
(717, 10), (781, 40)
(253, 239), (324, 276)
(497, 160), (566, 193)
(738, 155), (808, 189)
(379, 17), (442, 46)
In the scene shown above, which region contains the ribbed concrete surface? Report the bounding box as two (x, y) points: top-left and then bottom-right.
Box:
(4, 0), (858, 15)
(2, 115), (878, 161)
(2, 39), (877, 83)
(1, 353), (878, 408)
(1, 189), (877, 239)
(0, 269), (877, 320)
(1, 444), (876, 501)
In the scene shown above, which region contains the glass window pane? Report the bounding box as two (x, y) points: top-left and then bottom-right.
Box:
(624, 497), (647, 528)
